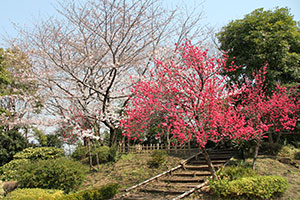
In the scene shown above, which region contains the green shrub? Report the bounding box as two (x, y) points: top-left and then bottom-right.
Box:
(148, 150), (167, 168)
(13, 147), (65, 161)
(0, 159), (30, 181)
(218, 166), (257, 181)
(71, 145), (118, 165)
(210, 175), (288, 199)
(277, 145), (297, 158)
(108, 145), (118, 162)
(62, 183), (119, 200)
(0, 180), (4, 199)
(294, 151), (300, 160)
(260, 142), (282, 156)
(71, 145), (89, 163)
(3, 188), (64, 200)
(94, 146), (110, 164)
(99, 183), (119, 199)
(17, 158), (88, 193)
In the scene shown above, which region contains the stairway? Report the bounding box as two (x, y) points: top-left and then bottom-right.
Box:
(116, 149), (233, 200)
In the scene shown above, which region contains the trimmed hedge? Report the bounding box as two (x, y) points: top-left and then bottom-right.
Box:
(62, 183), (119, 200)
(2, 184), (119, 200)
(13, 147), (65, 160)
(3, 188), (64, 200)
(210, 175), (288, 199)
(17, 158), (88, 193)
(0, 159), (30, 181)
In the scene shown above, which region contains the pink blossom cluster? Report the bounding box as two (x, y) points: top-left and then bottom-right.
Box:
(121, 41), (299, 148)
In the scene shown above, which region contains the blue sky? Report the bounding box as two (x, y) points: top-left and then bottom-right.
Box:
(0, 0), (299, 46)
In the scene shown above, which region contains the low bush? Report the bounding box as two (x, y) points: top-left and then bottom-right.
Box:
(148, 150), (167, 168)
(294, 151), (300, 160)
(3, 188), (64, 200)
(0, 159), (30, 181)
(71, 145), (89, 163)
(277, 145), (295, 158)
(217, 166), (257, 180)
(17, 158), (88, 193)
(259, 142), (282, 156)
(62, 183), (119, 200)
(210, 175), (288, 199)
(71, 145), (118, 165)
(13, 147), (65, 161)
(0, 180), (4, 199)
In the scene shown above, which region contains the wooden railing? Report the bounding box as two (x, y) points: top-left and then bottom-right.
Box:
(117, 143), (201, 155)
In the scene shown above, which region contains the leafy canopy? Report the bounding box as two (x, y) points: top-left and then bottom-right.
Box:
(217, 7), (300, 90)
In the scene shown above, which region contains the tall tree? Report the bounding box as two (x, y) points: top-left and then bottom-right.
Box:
(11, 0), (210, 146)
(217, 7), (300, 90)
(121, 41), (248, 179)
(0, 48), (41, 130)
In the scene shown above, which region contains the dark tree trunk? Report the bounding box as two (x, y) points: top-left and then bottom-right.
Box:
(268, 131), (274, 144)
(202, 148), (218, 180)
(109, 128), (117, 147)
(252, 139), (260, 170)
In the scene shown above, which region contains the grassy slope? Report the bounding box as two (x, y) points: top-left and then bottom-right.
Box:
(80, 153), (187, 191)
(255, 157), (300, 200)
(79, 148), (300, 200)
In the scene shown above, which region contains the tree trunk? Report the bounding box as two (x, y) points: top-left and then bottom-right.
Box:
(252, 139), (260, 170)
(268, 131), (274, 144)
(109, 128), (117, 147)
(87, 138), (93, 171)
(275, 132), (282, 144)
(202, 148), (218, 180)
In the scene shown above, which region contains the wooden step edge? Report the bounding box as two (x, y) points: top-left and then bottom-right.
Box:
(139, 188), (185, 194)
(172, 172), (211, 176)
(160, 178), (205, 183)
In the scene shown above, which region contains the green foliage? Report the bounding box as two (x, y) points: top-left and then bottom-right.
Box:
(0, 48), (12, 95)
(0, 180), (4, 199)
(71, 145), (88, 162)
(108, 145), (118, 162)
(13, 147), (65, 161)
(71, 145), (118, 165)
(61, 183), (119, 200)
(32, 127), (63, 148)
(277, 145), (297, 158)
(218, 7), (300, 91)
(148, 150), (167, 168)
(294, 151), (300, 160)
(3, 188), (64, 200)
(230, 139), (256, 160)
(16, 158), (87, 193)
(259, 142), (283, 156)
(217, 166), (257, 181)
(0, 159), (30, 181)
(94, 146), (110, 164)
(0, 128), (28, 166)
(210, 175), (288, 199)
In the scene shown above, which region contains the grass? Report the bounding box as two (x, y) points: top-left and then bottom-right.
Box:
(79, 152), (187, 191)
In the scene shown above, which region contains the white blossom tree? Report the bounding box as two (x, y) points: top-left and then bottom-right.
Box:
(10, 0), (211, 146)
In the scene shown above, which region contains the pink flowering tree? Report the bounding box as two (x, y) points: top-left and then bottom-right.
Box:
(121, 41), (248, 179)
(233, 68), (299, 169)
